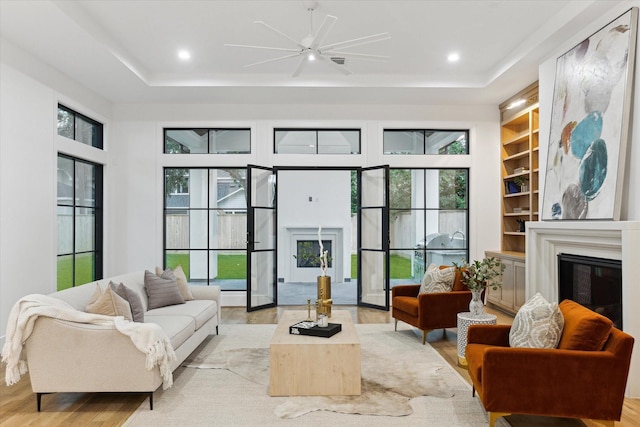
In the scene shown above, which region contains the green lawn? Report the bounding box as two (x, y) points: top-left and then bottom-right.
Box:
(164, 253), (411, 281)
(350, 254), (412, 279)
(57, 253), (95, 290)
(165, 253), (247, 279)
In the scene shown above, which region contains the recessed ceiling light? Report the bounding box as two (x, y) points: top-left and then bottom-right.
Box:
(447, 52), (460, 62)
(178, 50), (191, 60)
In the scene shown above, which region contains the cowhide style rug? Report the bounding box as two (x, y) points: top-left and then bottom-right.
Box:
(123, 323), (488, 426)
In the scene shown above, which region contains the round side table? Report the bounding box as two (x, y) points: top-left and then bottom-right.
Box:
(457, 312), (497, 367)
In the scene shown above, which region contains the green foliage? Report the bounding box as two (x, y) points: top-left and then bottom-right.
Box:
(453, 257), (505, 291)
(165, 168), (188, 196)
(439, 169), (467, 209)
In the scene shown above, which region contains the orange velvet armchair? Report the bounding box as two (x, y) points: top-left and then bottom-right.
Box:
(465, 300), (634, 427)
(392, 267), (473, 345)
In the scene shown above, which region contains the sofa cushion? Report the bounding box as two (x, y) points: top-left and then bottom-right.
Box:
(146, 300), (217, 330)
(85, 285), (133, 321)
(392, 296), (419, 317)
(110, 282), (145, 323)
(144, 270), (185, 310)
(419, 264), (454, 294)
(156, 266), (194, 301)
(143, 315), (195, 349)
(557, 299), (613, 351)
(509, 292), (564, 348)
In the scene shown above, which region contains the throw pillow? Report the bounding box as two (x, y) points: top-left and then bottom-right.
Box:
(419, 264), (455, 294)
(155, 265), (193, 301)
(110, 281), (145, 323)
(509, 292), (564, 348)
(145, 270), (185, 310)
(557, 299), (613, 351)
(86, 284), (133, 321)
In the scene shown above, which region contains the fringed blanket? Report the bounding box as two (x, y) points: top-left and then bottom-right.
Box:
(1, 294), (176, 389)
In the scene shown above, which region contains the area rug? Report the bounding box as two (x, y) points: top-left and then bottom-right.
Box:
(123, 323), (488, 426)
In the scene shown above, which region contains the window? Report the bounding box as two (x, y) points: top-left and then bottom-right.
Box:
(383, 130), (468, 154)
(388, 168), (469, 284)
(274, 129), (361, 154)
(164, 129), (251, 154)
(57, 155), (103, 290)
(164, 168), (247, 290)
(57, 105), (103, 149)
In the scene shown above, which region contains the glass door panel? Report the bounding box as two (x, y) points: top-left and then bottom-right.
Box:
(357, 165), (389, 310)
(246, 165), (277, 311)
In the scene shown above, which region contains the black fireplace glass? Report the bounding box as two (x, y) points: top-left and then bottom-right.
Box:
(296, 240), (332, 268)
(558, 253), (622, 329)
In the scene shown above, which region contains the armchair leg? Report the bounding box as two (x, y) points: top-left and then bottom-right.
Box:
(472, 385), (475, 397)
(422, 330), (428, 345)
(394, 319), (398, 331)
(488, 412), (510, 427)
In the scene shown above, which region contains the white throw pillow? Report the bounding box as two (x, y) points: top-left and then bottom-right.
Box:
(509, 292), (564, 348)
(419, 264), (455, 294)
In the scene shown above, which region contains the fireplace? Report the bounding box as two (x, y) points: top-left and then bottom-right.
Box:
(557, 253), (622, 328)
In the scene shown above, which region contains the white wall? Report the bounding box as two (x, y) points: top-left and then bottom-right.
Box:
(538, 1), (640, 220)
(0, 59), (111, 344)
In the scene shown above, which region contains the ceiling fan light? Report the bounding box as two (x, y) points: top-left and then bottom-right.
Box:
(307, 52), (316, 61)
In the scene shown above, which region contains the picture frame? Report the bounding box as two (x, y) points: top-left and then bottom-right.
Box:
(541, 8), (638, 220)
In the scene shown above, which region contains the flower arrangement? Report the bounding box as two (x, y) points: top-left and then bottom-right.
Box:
(452, 257), (505, 292)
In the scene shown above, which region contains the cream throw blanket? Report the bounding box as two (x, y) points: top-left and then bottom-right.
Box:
(1, 294), (176, 389)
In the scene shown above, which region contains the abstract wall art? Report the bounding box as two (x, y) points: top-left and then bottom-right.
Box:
(542, 8), (638, 220)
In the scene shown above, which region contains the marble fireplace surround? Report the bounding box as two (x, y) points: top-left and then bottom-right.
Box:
(526, 221), (640, 397)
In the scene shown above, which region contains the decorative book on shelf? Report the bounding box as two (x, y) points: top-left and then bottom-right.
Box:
(289, 321), (342, 338)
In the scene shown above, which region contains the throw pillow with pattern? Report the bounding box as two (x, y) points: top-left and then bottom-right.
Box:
(509, 292), (564, 348)
(419, 264), (455, 294)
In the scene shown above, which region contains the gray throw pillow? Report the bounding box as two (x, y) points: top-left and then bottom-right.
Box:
(144, 270), (185, 310)
(110, 281), (145, 322)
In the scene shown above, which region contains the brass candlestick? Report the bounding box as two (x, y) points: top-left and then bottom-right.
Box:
(306, 299), (312, 321)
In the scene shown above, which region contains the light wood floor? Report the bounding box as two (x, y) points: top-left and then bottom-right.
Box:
(1, 305), (638, 426)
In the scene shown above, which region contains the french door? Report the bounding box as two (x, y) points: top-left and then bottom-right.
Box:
(357, 165), (390, 310)
(246, 165), (277, 311)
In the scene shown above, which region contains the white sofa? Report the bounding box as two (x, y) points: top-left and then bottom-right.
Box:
(23, 270), (220, 411)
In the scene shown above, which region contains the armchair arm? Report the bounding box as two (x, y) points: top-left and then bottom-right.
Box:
(480, 347), (629, 420)
(391, 284), (420, 298)
(467, 324), (511, 347)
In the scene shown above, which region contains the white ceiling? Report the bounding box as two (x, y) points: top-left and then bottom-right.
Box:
(0, 0), (621, 105)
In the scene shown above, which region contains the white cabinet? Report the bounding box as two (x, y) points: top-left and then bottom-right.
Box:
(485, 251), (526, 314)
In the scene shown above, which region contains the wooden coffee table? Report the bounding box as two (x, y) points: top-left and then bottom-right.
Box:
(269, 310), (361, 396)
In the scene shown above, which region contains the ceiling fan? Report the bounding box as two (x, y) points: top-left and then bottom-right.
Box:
(225, 1), (390, 77)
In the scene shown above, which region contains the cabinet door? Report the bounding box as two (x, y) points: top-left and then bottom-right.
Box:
(514, 261), (526, 311)
(499, 259), (515, 310)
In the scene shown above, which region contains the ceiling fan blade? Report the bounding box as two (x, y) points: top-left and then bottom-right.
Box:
(310, 15), (337, 48)
(254, 20), (303, 48)
(225, 43), (300, 53)
(321, 51), (389, 62)
(244, 53), (301, 68)
(319, 32), (390, 52)
(291, 57), (308, 78)
(318, 54), (351, 76)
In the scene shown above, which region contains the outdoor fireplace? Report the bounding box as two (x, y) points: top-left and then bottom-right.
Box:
(558, 253), (622, 329)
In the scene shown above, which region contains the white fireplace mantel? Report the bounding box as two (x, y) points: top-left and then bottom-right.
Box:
(527, 221), (640, 397)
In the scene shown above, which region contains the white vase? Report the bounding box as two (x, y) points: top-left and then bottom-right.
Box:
(469, 289), (484, 316)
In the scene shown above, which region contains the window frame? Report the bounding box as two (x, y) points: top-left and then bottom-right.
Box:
(273, 128), (362, 154)
(382, 129), (469, 155)
(163, 128), (252, 154)
(57, 104), (104, 149)
(56, 153), (104, 289)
